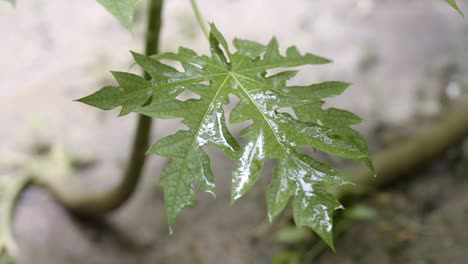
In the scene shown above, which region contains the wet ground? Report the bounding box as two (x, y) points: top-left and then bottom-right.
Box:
(1, 0), (468, 263)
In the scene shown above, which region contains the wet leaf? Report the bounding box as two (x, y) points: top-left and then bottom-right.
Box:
(97, 0), (139, 31)
(79, 24), (373, 246)
(445, 0), (464, 16)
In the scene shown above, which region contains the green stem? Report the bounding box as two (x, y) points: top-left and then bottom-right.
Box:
(145, 0), (164, 68)
(336, 101), (468, 198)
(43, 0), (163, 216)
(1, 175), (33, 258)
(190, 0), (209, 39)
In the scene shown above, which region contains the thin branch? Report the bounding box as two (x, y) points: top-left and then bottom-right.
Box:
(190, 0), (209, 39)
(336, 101), (468, 198)
(1, 175), (33, 258)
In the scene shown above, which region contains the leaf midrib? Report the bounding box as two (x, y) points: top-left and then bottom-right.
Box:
(115, 73), (226, 106)
(230, 72), (289, 158)
(170, 72), (232, 197)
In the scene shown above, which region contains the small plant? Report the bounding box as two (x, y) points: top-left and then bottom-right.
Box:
(0, 0), (464, 262)
(81, 21), (373, 248)
(80, 0), (375, 248)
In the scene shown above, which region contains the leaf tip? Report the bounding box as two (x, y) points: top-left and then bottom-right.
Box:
(268, 36), (279, 47)
(361, 157), (376, 176)
(129, 50), (142, 59)
(267, 212), (275, 224)
(314, 224), (336, 252)
(230, 193), (241, 206)
(74, 95), (92, 106)
(323, 57), (333, 64)
(342, 81), (352, 88)
(97, 0), (136, 32)
(445, 0), (464, 16)
(130, 50), (146, 58)
(130, 51), (149, 66)
(74, 97), (85, 103)
(109, 70), (119, 78)
(207, 190), (216, 200)
(328, 241), (337, 253)
(331, 81), (352, 94)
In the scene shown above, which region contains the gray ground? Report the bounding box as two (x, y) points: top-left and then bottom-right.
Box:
(1, 0), (468, 263)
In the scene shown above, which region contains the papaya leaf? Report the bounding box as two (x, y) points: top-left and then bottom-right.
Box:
(445, 0), (464, 16)
(79, 24), (373, 248)
(97, 0), (139, 31)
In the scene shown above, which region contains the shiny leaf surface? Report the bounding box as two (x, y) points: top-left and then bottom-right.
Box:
(79, 24), (372, 246)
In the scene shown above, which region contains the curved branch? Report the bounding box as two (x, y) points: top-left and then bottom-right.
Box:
(43, 116), (152, 215)
(337, 102), (468, 198)
(40, 0), (163, 216)
(0, 175), (33, 258)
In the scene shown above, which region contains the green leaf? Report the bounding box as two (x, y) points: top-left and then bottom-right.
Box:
(78, 71), (153, 116)
(97, 0), (139, 31)
(293, 190), (342, 250)
(445, 0), (464, 16)
(79, 24), (372, 246)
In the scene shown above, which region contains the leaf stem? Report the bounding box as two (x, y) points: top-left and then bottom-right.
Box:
(190, 0), (209, 39)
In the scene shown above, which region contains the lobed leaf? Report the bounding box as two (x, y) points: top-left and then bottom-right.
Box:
(79, 24), (373, 246)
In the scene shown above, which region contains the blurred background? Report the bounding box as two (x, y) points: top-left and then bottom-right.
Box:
(1, 0), (468, 263)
